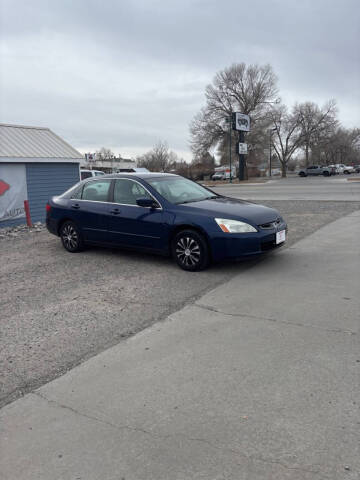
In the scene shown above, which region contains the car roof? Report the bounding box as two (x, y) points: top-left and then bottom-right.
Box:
(100, 172), (178, 180)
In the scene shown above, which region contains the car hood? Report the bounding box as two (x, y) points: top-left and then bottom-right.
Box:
(181, 197), (280, 225)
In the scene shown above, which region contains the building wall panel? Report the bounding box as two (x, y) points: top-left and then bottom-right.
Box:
(26, 163), (79, 223)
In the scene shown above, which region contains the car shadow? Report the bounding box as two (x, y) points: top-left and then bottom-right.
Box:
(83, 244), (264, 274)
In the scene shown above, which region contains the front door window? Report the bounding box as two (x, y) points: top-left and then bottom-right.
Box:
(113, 179), (152, 205)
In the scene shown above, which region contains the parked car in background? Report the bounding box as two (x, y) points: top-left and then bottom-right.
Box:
(354, 165), (360, 173)
(328, 165), (340, 174)
(334, 164), (355, 174)
(326, 165), (337, 175)
(343, 165), (355, 174)
(116, 167), (150, 173)
(46, 173), (287, 271)
(80, 169), (105, 180)
(212, 172), (227, 180)
(334, 164), (345, 174)
(298, 165), (333, 177)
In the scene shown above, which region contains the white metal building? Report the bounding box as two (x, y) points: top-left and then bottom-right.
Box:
(0, 123), (83, 227)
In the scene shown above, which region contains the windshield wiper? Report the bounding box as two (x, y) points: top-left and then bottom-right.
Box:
(176, 199), (200, 204)
(177, 195), (219, 205)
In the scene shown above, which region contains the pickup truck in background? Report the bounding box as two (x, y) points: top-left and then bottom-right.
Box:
(298, 165), (334, 177)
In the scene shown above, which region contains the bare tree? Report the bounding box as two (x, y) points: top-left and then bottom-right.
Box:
(270, 105), (303, 177)
(318, 127), (360, 165)
(190, 63), (279, 179)
(189, 152), (215, 180)
(96, 147), (114, 160)
(294, 100), (338, 166)
(137, 141), (174, 172)
(168, 157), (189, 177)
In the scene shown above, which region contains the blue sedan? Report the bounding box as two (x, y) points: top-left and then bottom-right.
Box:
(46, 173), (287, 271)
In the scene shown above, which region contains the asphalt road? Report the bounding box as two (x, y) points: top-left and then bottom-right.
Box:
(1, 176), (359, 408)
(212, 174), (360, 201)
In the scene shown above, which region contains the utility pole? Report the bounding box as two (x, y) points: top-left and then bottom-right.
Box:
(269, 133), (272, 178)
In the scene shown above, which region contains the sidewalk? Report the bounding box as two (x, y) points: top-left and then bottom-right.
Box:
(1, 211), (359, 480)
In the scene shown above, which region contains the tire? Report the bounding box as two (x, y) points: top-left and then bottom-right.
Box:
(299, 172), (306, 177)
(171, 229), (209, 271)
(323, 171), (330, 176)
(60, 220), (84, 253)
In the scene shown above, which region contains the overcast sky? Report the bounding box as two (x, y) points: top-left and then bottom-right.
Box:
(1, 0), (359, 161)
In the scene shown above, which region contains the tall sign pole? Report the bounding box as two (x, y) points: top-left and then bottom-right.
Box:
(238, 130), (245, 181)
(232, 112), (250, 181)
(229, 115), (232, 183)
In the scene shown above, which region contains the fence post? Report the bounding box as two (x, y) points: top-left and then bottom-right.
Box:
(24, 200), (32, 227)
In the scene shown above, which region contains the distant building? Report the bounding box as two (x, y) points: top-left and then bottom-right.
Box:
(0, 123), (82, 228)
(83, 154), (136, 173)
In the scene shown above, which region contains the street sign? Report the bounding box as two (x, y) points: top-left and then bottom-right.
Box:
(237, 142), (248, 154)
(232, 112), (250, 132)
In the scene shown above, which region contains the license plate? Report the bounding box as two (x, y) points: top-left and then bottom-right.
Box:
(276, 230), (286, 244)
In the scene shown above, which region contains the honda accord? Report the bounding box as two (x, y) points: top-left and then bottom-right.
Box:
(46, 173), (287, 271)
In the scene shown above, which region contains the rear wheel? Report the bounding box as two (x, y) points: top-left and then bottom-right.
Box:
(60, 221), (84, 252)
(171, 230), (209, 271)
(323, 171), (330, 176)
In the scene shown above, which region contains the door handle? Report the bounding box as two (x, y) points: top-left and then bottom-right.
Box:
(110, 208), (121, 215)
(71, 203), (80, 209)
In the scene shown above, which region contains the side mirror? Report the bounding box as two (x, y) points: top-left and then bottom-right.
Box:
(136, 197), (159, 209)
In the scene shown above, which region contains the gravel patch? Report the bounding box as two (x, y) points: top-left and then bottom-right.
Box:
(0, 222), (45, 239)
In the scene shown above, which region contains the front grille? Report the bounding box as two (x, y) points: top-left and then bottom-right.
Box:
(259, 217), (281, 229)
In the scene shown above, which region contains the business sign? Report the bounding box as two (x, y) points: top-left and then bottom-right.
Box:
(232, 112), (250, 132)
(85, 153), (95, 162)
(0, 165), (28, 222)
(237, 143), (248, 155)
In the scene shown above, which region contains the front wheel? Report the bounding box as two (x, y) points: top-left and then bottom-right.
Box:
(60, 221), (84, 252)
(171, 230), (209, 271)
(323, 171), (330, 176)
(299, 172), (306, 177)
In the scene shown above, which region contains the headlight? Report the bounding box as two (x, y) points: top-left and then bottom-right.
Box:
(215, 218), (257, 233)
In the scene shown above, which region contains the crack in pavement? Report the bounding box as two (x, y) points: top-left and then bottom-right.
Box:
(195, 303), (357, 335)
(32, 391), (329, 478)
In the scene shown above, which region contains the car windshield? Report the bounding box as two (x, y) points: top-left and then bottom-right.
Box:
(147, 176), (218, 204)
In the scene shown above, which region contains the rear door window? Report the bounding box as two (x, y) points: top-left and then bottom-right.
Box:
(82, 180), (111, 202)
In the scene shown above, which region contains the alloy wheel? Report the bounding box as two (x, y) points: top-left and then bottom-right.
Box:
(61, 224), (79, 251)
(176, 236), (201, 267)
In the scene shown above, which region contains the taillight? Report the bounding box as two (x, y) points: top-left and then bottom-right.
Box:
(46, 203), (51, 212)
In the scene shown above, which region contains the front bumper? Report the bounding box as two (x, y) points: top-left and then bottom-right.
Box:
(210, 223), (287, 262)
